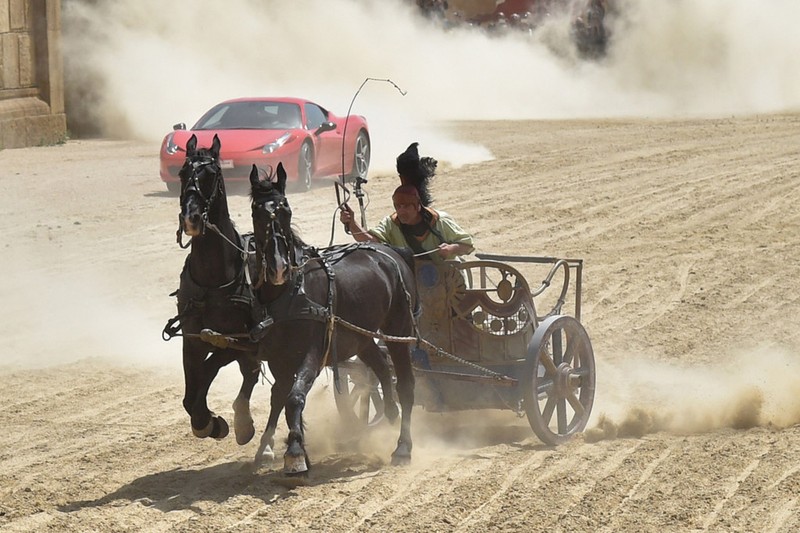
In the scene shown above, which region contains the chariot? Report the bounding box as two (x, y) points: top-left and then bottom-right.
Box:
(333, 253), (596, 445)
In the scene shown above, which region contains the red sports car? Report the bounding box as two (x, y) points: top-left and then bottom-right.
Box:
(159, 97), (370, 193)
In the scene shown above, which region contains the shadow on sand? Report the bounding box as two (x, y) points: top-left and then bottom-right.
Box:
(59, 452), (384, 515)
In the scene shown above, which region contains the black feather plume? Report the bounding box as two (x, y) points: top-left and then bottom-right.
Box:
(396, 142), (436, 207)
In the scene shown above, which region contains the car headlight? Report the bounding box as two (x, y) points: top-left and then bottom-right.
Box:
(165, 133), (180, 155)
(262, 132), (292, 154)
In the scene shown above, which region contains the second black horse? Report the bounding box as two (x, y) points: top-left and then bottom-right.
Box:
(248, 164), (419, 474)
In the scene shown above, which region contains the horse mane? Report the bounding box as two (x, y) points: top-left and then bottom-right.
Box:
(292, 228), (308, 249)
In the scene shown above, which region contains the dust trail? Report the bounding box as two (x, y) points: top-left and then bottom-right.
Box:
(586, 347), (800, 442)
(62, 0), (800, 173)
(0, 248), (177, 371)
(296, 371), (533, 464)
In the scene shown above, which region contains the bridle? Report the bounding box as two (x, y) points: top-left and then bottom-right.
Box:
(252, 196), (296, 288)
(176, 157), (224, 249)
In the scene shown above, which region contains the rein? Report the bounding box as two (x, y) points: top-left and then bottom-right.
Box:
(205, 221), (255, 256)
(412, 249), (439, 258)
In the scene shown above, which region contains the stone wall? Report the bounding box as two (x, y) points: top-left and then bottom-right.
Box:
(0, 0), (65, 149)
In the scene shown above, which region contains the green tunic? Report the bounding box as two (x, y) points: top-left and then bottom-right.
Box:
(368, 208), (474, 264)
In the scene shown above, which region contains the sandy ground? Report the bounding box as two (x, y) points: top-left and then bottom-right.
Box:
(1, 115), (800, 532)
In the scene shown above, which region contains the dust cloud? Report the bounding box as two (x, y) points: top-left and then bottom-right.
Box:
(299, 373), (533, 463)
(62, 0), (800, 172)
(41, 0), (800, 449)
(0, 249), (174, 370)
(587, 347), (800, 442)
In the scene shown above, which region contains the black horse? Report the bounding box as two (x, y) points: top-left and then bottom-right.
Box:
(248, 164), (418, 474)
(171, 134), (260, 444)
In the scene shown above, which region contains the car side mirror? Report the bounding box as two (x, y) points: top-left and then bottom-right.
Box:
(173, 122), (186, 131)
(315, 121), (336, 135)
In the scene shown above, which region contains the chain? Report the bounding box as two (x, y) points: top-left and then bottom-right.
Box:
(331, 316), (514, 383)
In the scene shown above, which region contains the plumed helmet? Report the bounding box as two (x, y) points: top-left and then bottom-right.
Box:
(395, 142), (436, 207)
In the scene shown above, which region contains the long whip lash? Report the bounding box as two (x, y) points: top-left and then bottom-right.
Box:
(330, 78), (406, 246)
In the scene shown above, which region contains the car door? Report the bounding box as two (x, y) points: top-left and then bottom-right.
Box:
(304, 103), (341, 177)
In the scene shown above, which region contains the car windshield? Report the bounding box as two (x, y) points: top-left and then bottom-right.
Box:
(193, 101), (302, 130)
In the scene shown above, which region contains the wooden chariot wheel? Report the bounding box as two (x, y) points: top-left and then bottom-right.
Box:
(522, 315), (596, 445)
(333, 357), (387, 429)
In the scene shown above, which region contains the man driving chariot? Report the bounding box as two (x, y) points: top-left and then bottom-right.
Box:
(340, 142), (474, 264)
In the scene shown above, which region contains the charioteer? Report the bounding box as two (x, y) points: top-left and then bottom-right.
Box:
(340, 142), (474, 263)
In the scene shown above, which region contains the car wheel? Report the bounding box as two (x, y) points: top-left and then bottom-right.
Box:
(166, 182), (181, 195)
(350, 131), (370, 184)
(297, 142), (313, 192)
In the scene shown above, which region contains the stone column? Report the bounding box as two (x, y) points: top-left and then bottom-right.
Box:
(0, 0), (67, 149)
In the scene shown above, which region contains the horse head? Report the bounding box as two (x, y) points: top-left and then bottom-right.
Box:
(249, 162), (294, 287)
(179, 134), (224, 237)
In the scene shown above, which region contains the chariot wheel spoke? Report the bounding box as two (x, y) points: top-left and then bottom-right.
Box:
(557, 399), (568, 433)
(541, 396), (556, 424)
(342, 385), (360, 410)
(566, 391), (586, 418)
(359, 393), (371, 420)
(562, 331), (579, 366)
(539, 351), (559, 374)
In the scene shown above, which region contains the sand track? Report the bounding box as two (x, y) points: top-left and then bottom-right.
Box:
(1, 115), (799, 532)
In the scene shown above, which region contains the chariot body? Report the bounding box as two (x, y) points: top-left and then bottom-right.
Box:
(334, 253), (596, 445)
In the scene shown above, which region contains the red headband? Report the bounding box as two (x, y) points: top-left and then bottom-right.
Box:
(392, 185), (420, 204)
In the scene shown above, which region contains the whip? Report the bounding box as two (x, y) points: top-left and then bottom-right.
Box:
(331, 78), (406, 246)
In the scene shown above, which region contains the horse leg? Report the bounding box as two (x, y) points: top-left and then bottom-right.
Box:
(182, 341), (204, 417)
(253, 372), (292, 469)
(232, 355), (260, 445)
(283, 355), (319, 476)
(185, 348), (235, 439)
(182, 341), (226, 437)
(386, 341), (415, 465)
(357, 341), (399, 422)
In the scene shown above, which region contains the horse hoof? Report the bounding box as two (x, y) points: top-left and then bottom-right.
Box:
(235, 423), (255, 445)
(252, 454), (270, 472)
(232, 398), (254, 445)
(391, 442), (412, 466)
(191, 418), (215, 438)
(212, 417), (229, 440)
(390, 453), (411, 466)
(284, 454), (308, 475)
